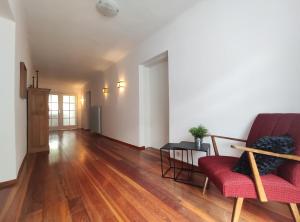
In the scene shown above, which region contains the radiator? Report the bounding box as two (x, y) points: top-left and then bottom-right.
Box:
(90, 106), (101, 134)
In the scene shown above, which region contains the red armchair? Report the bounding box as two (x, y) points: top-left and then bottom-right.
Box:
(198, 114), (300, 222)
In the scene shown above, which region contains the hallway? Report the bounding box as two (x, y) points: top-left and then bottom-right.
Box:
(0, 130), (294, 221)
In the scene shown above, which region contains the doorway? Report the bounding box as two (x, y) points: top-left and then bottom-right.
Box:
(49, 94), (77, 130)
(140, 52), (169, 149)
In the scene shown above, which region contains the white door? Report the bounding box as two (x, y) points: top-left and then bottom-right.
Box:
(49, 94), (77, 130)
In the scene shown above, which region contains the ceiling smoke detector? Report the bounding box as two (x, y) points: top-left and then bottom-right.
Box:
(96, 0), (119, 17)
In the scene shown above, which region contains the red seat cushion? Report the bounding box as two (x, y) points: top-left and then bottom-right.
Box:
(198, 156), (300, 203)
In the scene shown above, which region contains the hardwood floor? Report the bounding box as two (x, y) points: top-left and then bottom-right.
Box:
(0, 130), (296, 221)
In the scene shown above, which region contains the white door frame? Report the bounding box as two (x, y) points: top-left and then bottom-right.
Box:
(138, 51), (170, 148)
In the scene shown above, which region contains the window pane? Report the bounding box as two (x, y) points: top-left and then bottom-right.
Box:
(70, 118), (76, 126)
(63, 96), (69, 103)
(70, 104), (75, 111)
(70, 111), (75, 118)
(52, 95), (58, 103)
(49, 95), (56, 102)
(52, 103), (58, 111)
(63, 103), (69, 110)
(52, 118), (58, 127)
(52, 111), (59, 118)
(63, 119), (70, 126)
(70, 96), (75, 103)
(49, 111), (51, 117)
(63, 111), (70, 118)
(49, 119), (52, 126)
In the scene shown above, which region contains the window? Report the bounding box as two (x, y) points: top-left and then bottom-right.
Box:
(49, 94), (59, 127)
(48, 94), (77, 129)
(63, 95), (76, 126)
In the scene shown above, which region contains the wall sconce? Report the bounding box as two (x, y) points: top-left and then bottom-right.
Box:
(80, 96), (85, 105)
(117, 80), (125, 88)
(102, 87), (109, 94)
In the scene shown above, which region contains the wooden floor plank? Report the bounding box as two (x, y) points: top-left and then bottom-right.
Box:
(0, 130), (296, 222)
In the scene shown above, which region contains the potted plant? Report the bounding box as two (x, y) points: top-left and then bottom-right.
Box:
(189, 125), (208, 149)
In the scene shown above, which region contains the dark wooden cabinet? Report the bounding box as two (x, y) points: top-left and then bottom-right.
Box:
(27, 88), (50, 153)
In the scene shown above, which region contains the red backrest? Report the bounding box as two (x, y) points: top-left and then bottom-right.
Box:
(247, 114), (300, 186)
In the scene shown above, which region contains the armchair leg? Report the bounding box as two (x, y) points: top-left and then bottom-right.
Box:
(288, 203), (300, 222)
(231, 198), (244, 222)
(202, 177), (209, 195)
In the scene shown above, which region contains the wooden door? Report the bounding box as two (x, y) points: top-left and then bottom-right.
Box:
(28, 88), (50, 153)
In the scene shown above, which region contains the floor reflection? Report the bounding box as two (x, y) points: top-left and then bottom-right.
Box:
(49, 136), (59, 150)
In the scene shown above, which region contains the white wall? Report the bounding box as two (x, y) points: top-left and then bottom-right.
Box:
(141, 59), (169, 148)
(85, 63), (141, 144)
(80, 90), (90, 130)
(0, 0), (33, 182)
(10, 0), (34, 175)
(85, 0), (300, 160)
(0, 17), (16, 182)
(82, 74), (103, 130)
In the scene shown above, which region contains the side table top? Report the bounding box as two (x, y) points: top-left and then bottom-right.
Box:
(161, 141), (210, 152)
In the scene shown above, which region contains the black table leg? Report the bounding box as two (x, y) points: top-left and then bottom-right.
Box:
(160, 149), (163, 177)
(173, 149), (176, 179)
(181, 149), (184, 169)
(160, 142), (211, 188)
(191, 150), (194, 173)
(160, 148), (175, 179)
(187, 150), (191, 177)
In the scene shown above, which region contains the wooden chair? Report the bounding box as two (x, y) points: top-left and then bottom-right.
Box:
(198, 114), (300, 222)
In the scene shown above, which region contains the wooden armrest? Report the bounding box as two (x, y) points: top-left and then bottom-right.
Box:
(231, 145), (300, 162)
(247, 151), (268, 202)
(231, 145), (300, 203)
(209, 135), (246, 156)
(210, 135), (247, 143)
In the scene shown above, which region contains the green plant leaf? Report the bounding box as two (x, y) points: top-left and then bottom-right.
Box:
(189, 125), (208, 138)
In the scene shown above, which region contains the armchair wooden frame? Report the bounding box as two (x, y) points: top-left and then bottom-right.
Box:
(206, 135), (300, 222)
(202, 135), (247, 195)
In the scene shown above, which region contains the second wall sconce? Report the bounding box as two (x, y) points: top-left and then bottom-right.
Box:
(117, 80), (125, 88)
(102, 87), (109, 94)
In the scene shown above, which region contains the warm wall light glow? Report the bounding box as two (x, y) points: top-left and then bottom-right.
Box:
(80, 96), (84, 105)
(102, 87), (109, 94)
(117, 80), (125, 88)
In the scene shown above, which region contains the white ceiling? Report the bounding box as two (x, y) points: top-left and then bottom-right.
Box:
(0, 0), (13, 20)
(22, 0), (199, 86)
